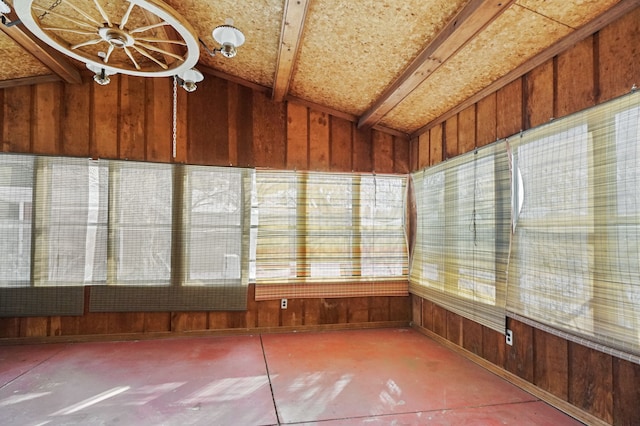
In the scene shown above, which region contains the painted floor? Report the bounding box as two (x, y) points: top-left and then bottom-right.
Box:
(0, 328), (583, 425)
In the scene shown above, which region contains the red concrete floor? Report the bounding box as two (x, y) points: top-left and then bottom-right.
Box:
(0, 328), (583, 425)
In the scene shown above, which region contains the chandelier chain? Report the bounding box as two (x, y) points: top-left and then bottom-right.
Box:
(38, 0), (62, 20)
(172, 76), (178, 159)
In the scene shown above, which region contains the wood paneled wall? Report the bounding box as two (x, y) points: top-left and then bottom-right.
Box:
(0, 285), (411, 339)
(2, 73), (410, 172)
(0, 72), (411, 339)
(409, 8), (640, 426)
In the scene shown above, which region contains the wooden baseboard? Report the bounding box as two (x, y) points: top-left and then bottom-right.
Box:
(0, 320), (410, 346)
(411, 323), (608, 426)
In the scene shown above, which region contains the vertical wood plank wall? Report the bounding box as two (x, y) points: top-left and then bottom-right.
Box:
(409, 9), (640, 426)
(0, 74), (411, 338)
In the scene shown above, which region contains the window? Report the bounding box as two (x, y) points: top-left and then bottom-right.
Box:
(255, 170), (408, 300)
(507, 90), (640, 356)
(0, 155), (254, 314)
(0, 155), (33, 287)
(182, 166), (249, 285)
(33, 157), (108, 286)
(109, 161), (173, 285)
(410, 142), (511, 333)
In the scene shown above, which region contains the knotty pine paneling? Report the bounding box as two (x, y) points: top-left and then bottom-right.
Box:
(534, 328), (569, 400)
(119, 76), (146, 161)
(461, 317), (482, 357)
(556, 36), (596, 118)
(411, 294), (422, 326)
(319, 298), (349, 325)
(309, 110), (330, 170)
(286, 101), (309, 169)
(372, 131), (394, 173)
(417, 131), (429, 169)
(394, 136), (410, 173)
(234, 84), (255, 167)
(2, 85), (31, 153)
(569, 342), (613, 424)
(476, 92), (497, 147)
(330, 116), (352, 171)
(429, 124), (443, 165)
(92, 78), (119, 159)
(446, 311), (463, 346)
(62, 81), (91, 157)
(144, 78), (173, 163)
(353, 127), (372, 172)
(457, 104), (476, 155)
(598, 7), (640, 103)
(496, 78), (523, 140)
(525, 58), (555, 129)
(253, 91), (286, 168)
(505, 318), (534, 383)
(444, 115), (458, 159)
(33, 83), (62, 155)
(613, 358), (640, 425)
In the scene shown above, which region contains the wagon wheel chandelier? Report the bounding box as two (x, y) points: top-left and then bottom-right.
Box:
(13, 0), (245, 91)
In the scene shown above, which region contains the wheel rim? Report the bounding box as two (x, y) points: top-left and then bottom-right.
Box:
(15, 0), (200, 78)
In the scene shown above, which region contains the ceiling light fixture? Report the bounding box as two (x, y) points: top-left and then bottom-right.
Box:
(0, 0), (18, 27)
(200, 18), (245, 59)
(176, 68), (204, 92)
(0, 0), (10, 15)
(86, 63), (118, 86)
(15, 0), (201, 79)
(15, 1), (246, 92)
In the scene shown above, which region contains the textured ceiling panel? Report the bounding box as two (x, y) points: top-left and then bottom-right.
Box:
(0, 0), (630, 134)
(0, 31), (52, 79)
(288, 0), (468, 115)
(517, 0), (621, 28)
(167, 0), (283, 88)
(379, 4), (572, 133)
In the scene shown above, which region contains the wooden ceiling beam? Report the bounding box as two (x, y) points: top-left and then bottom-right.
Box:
(358, 0), (515, 129)
(0, 74), (61, 89)
(272, 0), (310, 102)
(409, 0), (640, 139)
(0, 12), (82, 84)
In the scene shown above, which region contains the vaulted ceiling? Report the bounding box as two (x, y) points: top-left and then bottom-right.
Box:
(0, 0), (635, 136)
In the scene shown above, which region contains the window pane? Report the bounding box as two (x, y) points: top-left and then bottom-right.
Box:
(112, 163), (172, 284)
(610, 106), (640, 334)
(256, 172), (297, 280)
(306, 174), (352, 278)
(40, 159), (108, 285)
(510, 125), (593, 331)
(185, 167), (243, 282)
(361, 176), (407, 277)
(0, 155), (33, 286)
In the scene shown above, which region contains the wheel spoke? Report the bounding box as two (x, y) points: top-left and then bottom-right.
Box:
(92, 0), (112, 27)
(62, 0), (103, 27)
(70, 38), (103, 50)
(33, 5), (96, 30)
(123, 46), (141, 70)
(103, 44), (115, 63)
(134, 41), (184, 61)
(119, 2), (135, 30)
(43, 27), (97, 36)
(129, 21), (169, 35)
(135, 37), (187, 46)
(131, 45), (169, 69)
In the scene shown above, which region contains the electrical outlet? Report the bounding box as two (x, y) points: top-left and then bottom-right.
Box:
(281, 298), (287, 309)
(505, 329), (513, 346)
